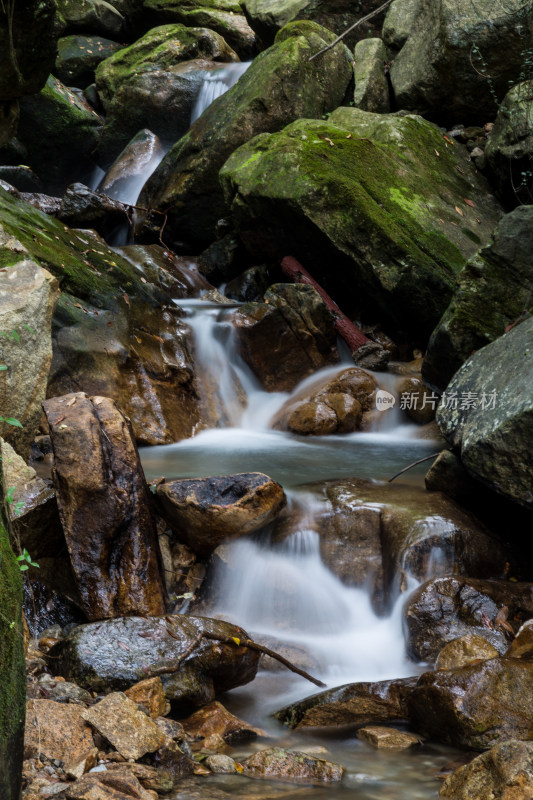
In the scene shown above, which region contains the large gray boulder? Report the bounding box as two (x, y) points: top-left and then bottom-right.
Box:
(436, 317), (533, 508)
(220, 109), (502, 337)
(423, 205), (533, 390)
(389, 0), (533, 122)
(485, 80), (533, 206)
(138, 20), (353, 248)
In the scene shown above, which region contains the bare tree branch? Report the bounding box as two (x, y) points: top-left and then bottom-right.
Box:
(308, 0), (395, 62)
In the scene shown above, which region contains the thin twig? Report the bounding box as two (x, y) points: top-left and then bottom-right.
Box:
(388, 452), (442, 483)
(308, 0), (394, 62)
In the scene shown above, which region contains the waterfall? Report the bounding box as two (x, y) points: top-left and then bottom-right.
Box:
(190, 61), (252, 124)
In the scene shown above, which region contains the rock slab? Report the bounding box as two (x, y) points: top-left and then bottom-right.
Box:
(82, 692), (165, 761)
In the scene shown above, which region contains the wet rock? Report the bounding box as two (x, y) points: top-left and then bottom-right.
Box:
(228, 284), (339, 392)
(124, 677), (168, 718)
(142, 0), (257, 60)
(139, 21), (353, 248)
(438, 739), (533, 799)
(409, 657), (533, 749)
(118, 244), (212, 300)
(403, 576), (533, 663)
(95, 24), (238, 161)
(321, 479), (508, 606)
(423, 206), (533, 390)
(156, 472), (286, 557)
(18, 192), (62, 216)
(196, 232), (248, 286)
(389, 0), (530, 123)
(58, 183), (129, 238)
(0, 256), (59, 458)
(29, 674), (93, 706)
(42, 393), (165, 620)
(506, 619), (533, 660)
(397, 377), (436, 424)
(382, 0), (422, 50)
(424, 449), (475, 502)
(204, 754), (236, 773)
(242, 747), (344, 782)
(275, 676), (417, 730)
(48, 614), (260, 705)
(154, 716), (185, 743)
(64, 770), (154, 800)
(56, 35), (124, 89)
(17, 76), (103, 194)
(106, 763), (174, 794)
(24, 699), (94, 762)
(272, 367), (377, 435)
(353, 38), (390, 113)
(242, 0), (386, 50)
(181, 700), (260, 747)
(155, 738), (195, 781)
(357, 726), (420, 749)
(436, 317), (533, 508)
(435, 634), (501, 671)
(56, 0), (126, 38)
(0, 165), (43, 193)
(225, 265), (273, 302)
(0, 0), (58, 103)
(352, 341), (390, 371)
(97, 130), (165, 202)
(485, 80), (533, 205)
(82, 693), (165, 760)
(221, 110), (502, 338)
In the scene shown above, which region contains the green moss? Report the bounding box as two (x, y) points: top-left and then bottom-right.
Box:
(0, 187), (161, 309)
(0, 505), (25, 800)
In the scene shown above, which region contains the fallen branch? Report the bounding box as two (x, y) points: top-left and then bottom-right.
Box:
(147, 622), (327, 688)
(308, 0), (394, 62)
(281, 255), (370, 353)
(388, 452), (442, 483)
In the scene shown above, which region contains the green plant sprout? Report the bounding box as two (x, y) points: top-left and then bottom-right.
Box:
(15, 548), (38, 572)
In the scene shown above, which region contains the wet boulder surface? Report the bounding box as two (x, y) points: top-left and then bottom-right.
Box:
(48, 614), (260, 705)
(438, 740), (533, 799)
(42, 392), (166, 620)
(156, 472), (286, 557)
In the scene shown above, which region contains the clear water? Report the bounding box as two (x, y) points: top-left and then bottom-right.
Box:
(140, 298), (455, 799)
(190, 62), (252, 125)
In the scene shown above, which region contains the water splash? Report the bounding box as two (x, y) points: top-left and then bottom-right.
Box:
(190, 61), (252, 124)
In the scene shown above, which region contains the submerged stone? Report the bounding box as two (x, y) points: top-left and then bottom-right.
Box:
(242, 747), (344, 782)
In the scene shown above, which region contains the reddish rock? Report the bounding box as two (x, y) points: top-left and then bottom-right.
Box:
(81, 692), (165, 761)
(242, 747), (344, 782)
(42, 392), (165, 620)
(181, 700), (260, 748)
(24, 700), (94, 763)
(125, 677), (168, 719)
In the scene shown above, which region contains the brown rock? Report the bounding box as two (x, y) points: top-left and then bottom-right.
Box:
(228, 284), (339, 392)
(81, 693), (165, 761)
(439, 740), (533, 799)
(42, 392), (165, 620)
(106, 763), (174, 794)
(155, 739), (195, 782)
(242, 747), (344, 783)
(124, 678), (168, 719)
(24, 700), (94, 762)
(507, 620), (533, 660)
(65, 770), (154, 800)
(65, 748), (98, 780)
(181, 700), (260, 747)
(436, 634), (501, 671)
(357, 726), (421, 749)
(398, 376), (436, 424)
(156, 472), (286, 557)
(409, 658), (533, 749)
(275, 677), (417, 730)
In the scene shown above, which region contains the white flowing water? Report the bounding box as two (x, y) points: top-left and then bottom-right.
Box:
(142, 298), (455, 799)
(190, 61), (252, 124)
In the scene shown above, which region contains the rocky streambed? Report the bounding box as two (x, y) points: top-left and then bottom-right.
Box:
(1, 0), (533, 799)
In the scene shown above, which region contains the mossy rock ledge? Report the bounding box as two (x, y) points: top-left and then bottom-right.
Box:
(220, 110), (502, 337)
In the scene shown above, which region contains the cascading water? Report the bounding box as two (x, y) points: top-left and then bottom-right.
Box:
(190, 61), (252, 124)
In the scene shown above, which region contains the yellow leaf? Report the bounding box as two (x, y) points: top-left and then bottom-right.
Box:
(455, 206), (464, 216)
(232, 637), (241, 646)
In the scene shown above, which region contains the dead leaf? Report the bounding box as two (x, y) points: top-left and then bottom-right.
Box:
(434, 149), (440, 157)
(122, 293), (130, 306)
(464, 198), (475, 207)
(455, 206), (464, 216)
(324, 137), (334, 147)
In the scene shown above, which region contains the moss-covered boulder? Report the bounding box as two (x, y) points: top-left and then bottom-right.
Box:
(95, 24), (238, 161)
(142, 0), (258, 59)
(241, 0), (387, 50)
(220, 110), (502, 337)
(0, 468), (25, 800)
(56, 35), (125, 89)
(17, 76), (103, 194)
(423, 206), (533, 391)
(436, 317), (533, 508)
(0, 187), (203, 445)
(389, 0), (533, 123)
(485, 80), (533, 207)
(139, 20), (353, 248)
